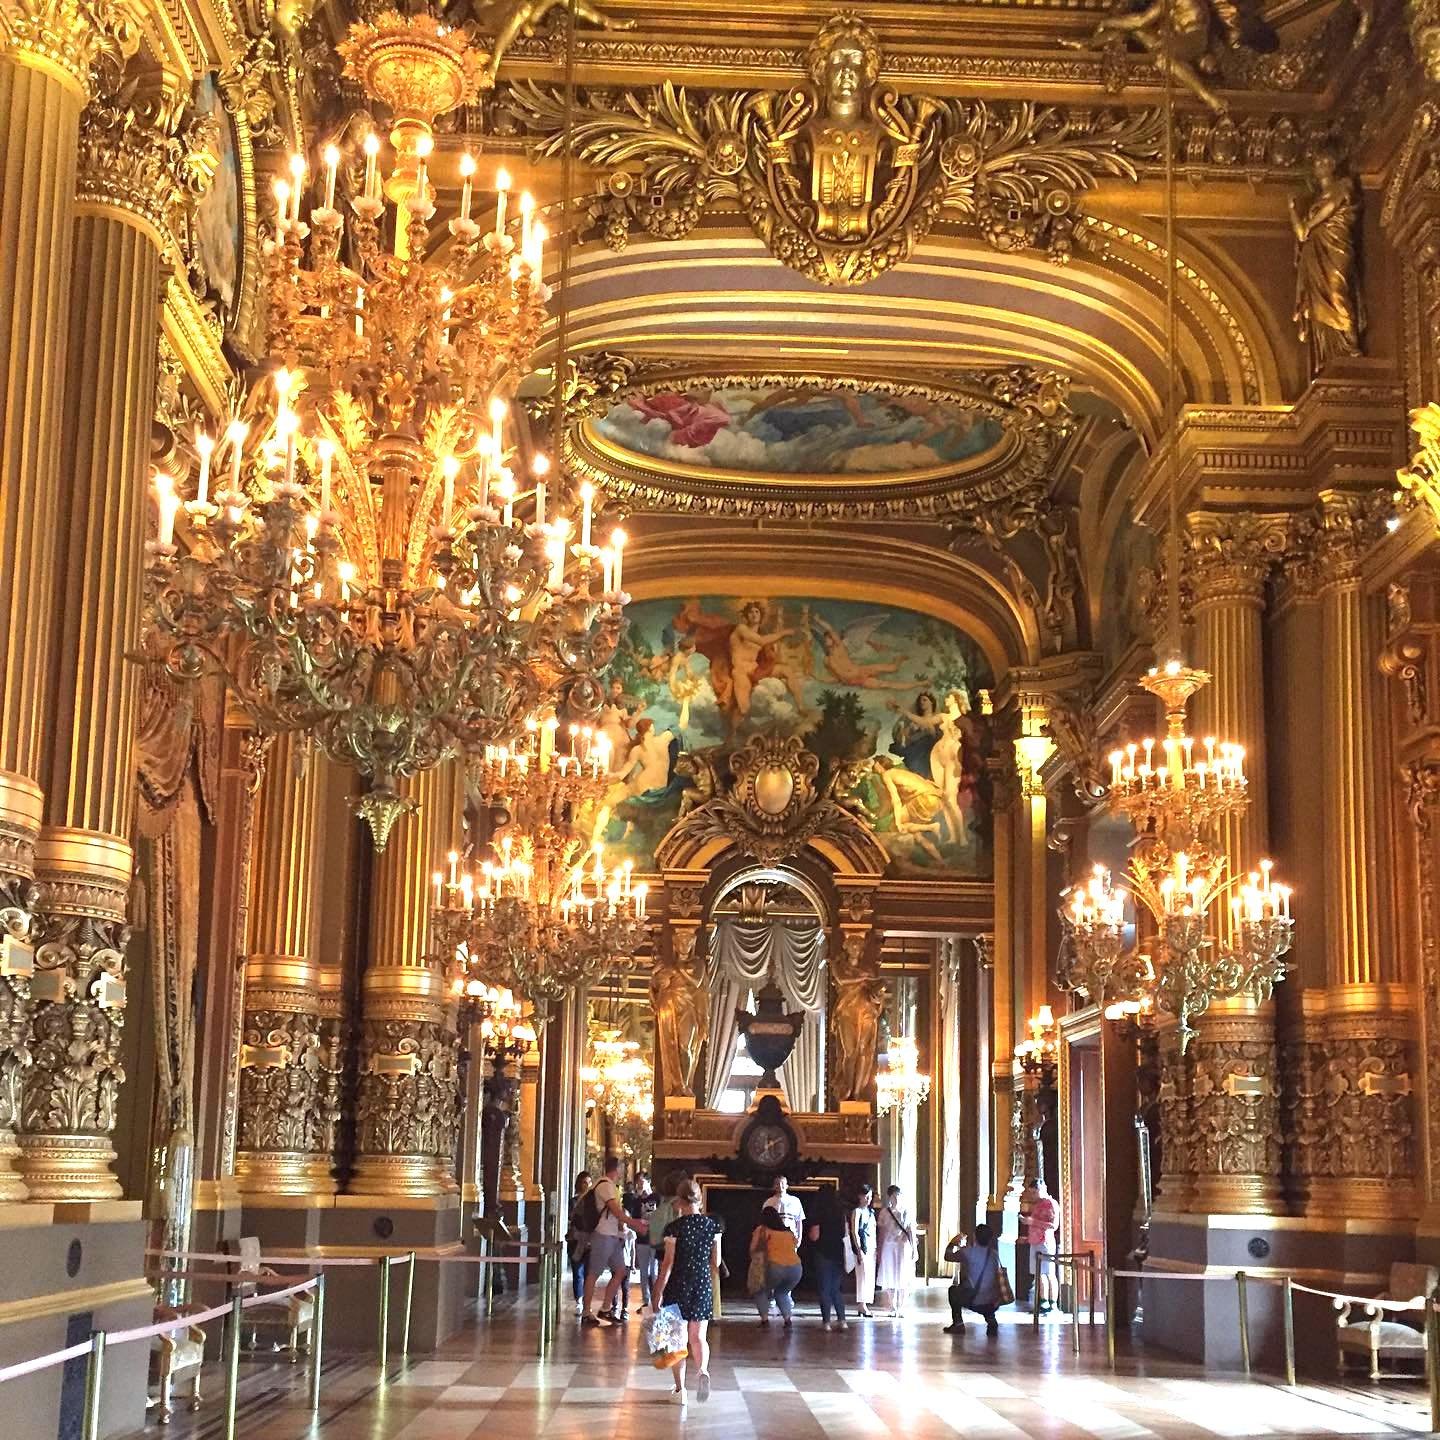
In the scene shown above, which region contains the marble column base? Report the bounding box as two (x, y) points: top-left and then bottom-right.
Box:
(1142, 1212), (1416, 1373)
(0, 1201), (148, 1440)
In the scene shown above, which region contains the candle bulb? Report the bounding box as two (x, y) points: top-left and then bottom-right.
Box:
(194, 432), (214, 507)
(273, 177), (290, 224)
(498, 473), (515, 528)
(611, 527), (626, 591)
(441, 455), (459, 528)
(495, 166), (511, 235)
(519, 190), (534, 255)
(225, 418), (248, 490)
(415, 134), (432, 208)
(579, 481), (594, 549)
(322, 144), (339, 210)
(355, 283), (365, 338)
(363, 133), (379, 201)
(459, 152), (475, 223)
(317, 438), (334, 515)
(532, 451), (549, 527)
(601, 546), (614, 594)
(288, 153), (305, 222)
(489, 395), (506, 460)
(154, 473), (180, 546)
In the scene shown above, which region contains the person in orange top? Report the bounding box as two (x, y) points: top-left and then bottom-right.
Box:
(751, 1207), (804, 1327)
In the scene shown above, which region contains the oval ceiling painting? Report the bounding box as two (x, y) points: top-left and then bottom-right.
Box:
(567, 366), (1071, 522)
(593, 381), (1007, 479)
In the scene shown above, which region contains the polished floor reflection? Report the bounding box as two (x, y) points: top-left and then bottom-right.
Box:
(137, 1287), (1433, 1440)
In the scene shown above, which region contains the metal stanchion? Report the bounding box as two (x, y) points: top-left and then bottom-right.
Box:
(483, 1234), (495, 1318)
(1282, 1275), (1296, 1388)
(1071, 1261), (1082, 1359)
(310, 1272), (327, 1412)
(1088, 1253), (1098, 1326)
(1032, 1257), (1041, 1327)
(402, 1251), (416, 1363)
(81, 1332), (106, 1440)
(1426, 1287), (1440, 1433)
(1104, 1268), (1117, 1371)
(536, 1242), (551, 1359)
(224, 1293), (243, 1440)
(1235, 1271), (1251, 1379)
(378, 1255), (392, 1380)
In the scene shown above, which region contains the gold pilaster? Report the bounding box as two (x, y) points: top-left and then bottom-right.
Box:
(0, 19), (88, 791)
(1179, 512), (1286, 1215)
(19, 828), (130, 1198)
(235, 737), (335, 1197)
(352, 765), (463, 1198)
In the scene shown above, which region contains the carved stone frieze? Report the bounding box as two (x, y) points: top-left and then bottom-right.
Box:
(236, 1008), (325, 1156)
(1185, 511), (1292, 609)
(354, 1015), (462, 1194)
(1186, 1019), (1283, 1214)
(1316, 487), (1396, 590)
(20, 839), (130, 1201)
(0, 0), (129, 99)
(506, 16), (1162, 284)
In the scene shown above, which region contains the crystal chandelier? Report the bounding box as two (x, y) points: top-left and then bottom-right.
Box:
(581, 1024), (654, 1124)
(1059, 663), (1293, 1050)
(142, 12), (627, 847)
(875, 1035), (932, 1115)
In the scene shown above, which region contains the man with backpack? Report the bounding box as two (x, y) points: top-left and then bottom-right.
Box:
(944, 1223), (1003, 1336)
(582, 1154), (642, 1326)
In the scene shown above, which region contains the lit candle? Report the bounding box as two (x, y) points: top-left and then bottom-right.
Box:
(489, 395), (506, 459)
(433, 871), (443, 909)
(194, 432), (214, 507)
(579, 481), (594, 549)
(415, 134), (432, 207)
(448, 850), (460, 888)
(545, 531), (565, 589)
(600, 546), (614, 593)
(519, 190), (534, 255)
(273, 177), (290, 224)
(339, 559), (355, 607)
(154, 472), (180, 545)
(226, 418), (248, 490)
(355, 283), (365, 338)
(322, 144), (339, 210)
(363, 133), (379, 201)
(317, 438), (334, 514)
(611, 527), (626, 591)
(288, 153), (305, 222)
(459, 152), (475, 223)
(440, 286), (453, 346)
(497, 472), (515, 528)
(441, 454), (459, 528)
(495, 166), (511, 235)
(532, 451), (549, 526)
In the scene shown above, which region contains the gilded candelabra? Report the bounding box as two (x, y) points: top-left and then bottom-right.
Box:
(142, 13), (628, 847)
(581, 1024), (654, 1124)
(1014, 1004), (1058, 1077)
(1060, 663), (1293, 1050)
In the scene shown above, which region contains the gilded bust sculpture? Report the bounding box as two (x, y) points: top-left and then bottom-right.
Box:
(804, 14), (883, 241)
(1290, 151), (1364, 365)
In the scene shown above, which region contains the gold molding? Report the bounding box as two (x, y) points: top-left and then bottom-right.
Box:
(0, 1275), (151, 1329)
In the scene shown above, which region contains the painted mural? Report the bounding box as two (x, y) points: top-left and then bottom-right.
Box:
(593, 384), (1006, 477)
(595, 597), (995, 877)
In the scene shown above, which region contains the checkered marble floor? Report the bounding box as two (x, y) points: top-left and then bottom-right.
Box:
(143, 1289), (1432, 1440)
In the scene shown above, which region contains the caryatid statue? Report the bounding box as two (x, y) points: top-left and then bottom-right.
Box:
(829, 930), (887, 1103)
(651, 928), (709, 1099)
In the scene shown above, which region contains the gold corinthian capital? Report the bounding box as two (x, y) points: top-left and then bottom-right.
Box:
(0, 0), (129, 101)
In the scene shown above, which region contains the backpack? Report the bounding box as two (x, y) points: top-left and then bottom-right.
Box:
(577, 1186), (603, 1234)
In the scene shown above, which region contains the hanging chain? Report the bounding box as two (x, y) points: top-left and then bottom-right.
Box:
(550, 0), (579, 466)
(1163, 0), (1182, 661)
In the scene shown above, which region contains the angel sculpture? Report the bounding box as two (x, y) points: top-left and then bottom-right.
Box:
(811, 614), (913, 690)
(1070, 0), (1277, 114)
(468, 0), (635, 86)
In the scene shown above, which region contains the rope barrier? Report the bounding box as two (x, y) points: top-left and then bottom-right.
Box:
(147, 1247), (555, 1268)
(0, 1338), (94, 1385)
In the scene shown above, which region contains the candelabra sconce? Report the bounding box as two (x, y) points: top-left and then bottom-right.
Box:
(1014, 1004), (1058, 1079)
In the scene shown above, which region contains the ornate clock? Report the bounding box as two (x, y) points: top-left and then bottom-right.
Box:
(739, 1095), (798, 1174)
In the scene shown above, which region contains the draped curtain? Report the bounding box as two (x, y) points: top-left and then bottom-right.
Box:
(705, 918), (827, 1108)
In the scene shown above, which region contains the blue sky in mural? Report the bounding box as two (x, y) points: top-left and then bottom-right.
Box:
(595, 596), (995, 877)
(595, 385), (1005, 476)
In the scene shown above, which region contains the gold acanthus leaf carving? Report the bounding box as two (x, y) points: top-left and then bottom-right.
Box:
(505, 16), (1163, 286)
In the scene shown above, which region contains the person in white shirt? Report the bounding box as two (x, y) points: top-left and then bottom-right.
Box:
(582, 1154), (641, 1326)
(762, 1175), (805, 1242)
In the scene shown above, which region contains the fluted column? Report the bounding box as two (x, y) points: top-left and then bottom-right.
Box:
(234, 737), (334, 1197)
(21, 63), (202, 1200)
(1304, 491), (1418, 1220)
(0, 1), (109, 1202)
(1181, 513), (1285, 1215)
(352, 764), (462, 1197)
